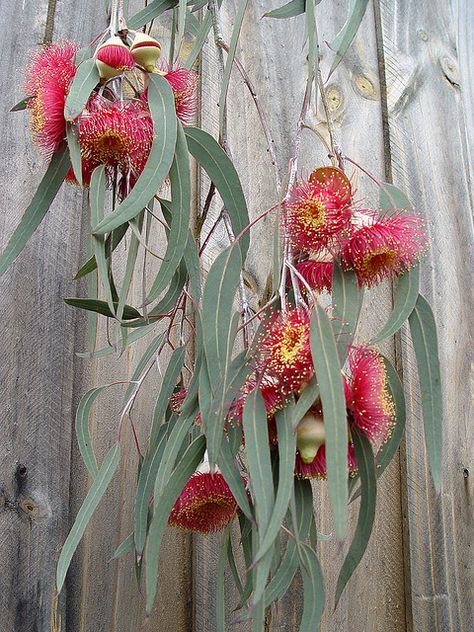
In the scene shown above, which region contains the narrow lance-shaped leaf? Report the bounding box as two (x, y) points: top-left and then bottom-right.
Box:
(145, 435), (206, 612)
(292, 376), (319, 429)
(185, 127), (250, 259)
(66, 123), (83, 186)
(134, 427), (168, 554)
(255, 405), (296, 561)
(93, 74), (177, 234)
(242, 389), (275, 605)
(332, 261), (363, 362)
(335, 428), (376, 606)
(128, 0), (177, 29)
(219, 0), (249, 135)
(113, 532), (135, 559)
(0, 146), (70, 276)
(57, 443), (121, 592)
(201, 244), (242, 385)
(310, 303), (348, 538)
(90, 166), (115, 314)
(184, 10), (213, 69)
(146, 124), (191, 304)
(149, 346), (186, 450)
(11, 96), (32, 112)
(218, 436), (253, 521)
(74, 223), (129, 279)
(298, 543), (325, 632)
(408, 294), (442, 490)
(122, 332), (164, 404)
(64, 298), (141, 320)
(328, 0), (369, 78)
(75, 384), (118, 478)
(64, 58), (99, 121)
(264, 0), (304, 19)
(372, 265), (420, 343)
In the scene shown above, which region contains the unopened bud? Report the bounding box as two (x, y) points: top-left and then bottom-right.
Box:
(296, 412), (326, 464)
(96, 36), (135, 80)
(130, 33), (162, 72)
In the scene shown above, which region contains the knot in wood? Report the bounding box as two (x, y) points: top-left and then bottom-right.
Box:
(439, 55), (460, 87)
(354, 74), (378, 100)
(326, 85), (343, 112)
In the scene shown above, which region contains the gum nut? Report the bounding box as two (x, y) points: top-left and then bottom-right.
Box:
(296, 412), (326, 464)
(130, 33), (162, 71)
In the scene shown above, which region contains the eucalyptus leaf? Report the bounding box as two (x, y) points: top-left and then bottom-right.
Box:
(64, 298), (141, 320)
(264, 0), (304, 19)
(134, 428), (168, 554)
(408, 294), (442, 491)
(372, 265), (420, 343)
(75, 384), (117, 478)
(292, 376), (319, 429)
(145, 435), (206, 612)
(332, 261), (363, 362)
(149, 346), (186, 450)
(335, 428), (376, 606)
(185, 127), (250, 259)
(146, 125), (191, 304)
(0, 146), (70, 276)
(57, 444), (121, 592)
(310, 304), (348, 538)
(64, 58), (99, 121)
(93, 74), (177, 234)
(66, 123), (83, 186)
(113, 532), (134, 559)
(298, 543), (325, 632)
(184, 11), (212, 69)
(11, 96), (32, 112)
(128, 0), (177, 29)
(122, 332), (164, 404)
(74, 223), (129, 279)
(255, 405), (296, 561)
(328, 0), (369, 78)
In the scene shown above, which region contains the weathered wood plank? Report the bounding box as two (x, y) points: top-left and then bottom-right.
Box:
(0, 2), (91, 630)
(378, 1), (474, 630)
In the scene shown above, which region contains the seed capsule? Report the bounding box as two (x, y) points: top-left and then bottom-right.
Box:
(296, 412), (326, 464)
(130, 33), (162, 72)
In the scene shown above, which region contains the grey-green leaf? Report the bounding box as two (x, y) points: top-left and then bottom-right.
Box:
(335, 428), (376, 606)
(64, 58), (99, 121)
(332, 261), (363, 362)
(66, 123), (83, 186)
(64, 298), (141, 320)
(57, 443), (120, 592)
(298, 543), (325, 632)
(11, 96), (32, 112)
(146, 125), (191, 303)
(128, 0), (177, 29)
(328, 0), (369, 78)
(0, 146), (70, 276)
(372, 265), (420, 343)
(184, 127), (250, 259)
(93, 74), (177, 234)
(145, 435), (205, 611)
(75, 384), (115, 478)
(408, 294), (442, 490)
(310, 304), (348, 538)
(264, 0), (304, 19)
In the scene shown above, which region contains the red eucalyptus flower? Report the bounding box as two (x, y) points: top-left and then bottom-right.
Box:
(295, 443), (358, 480)
(256, 308), (313, 394)
(344, 346), (395, 452)
(162, 64), (198, 125)
(168, 469), (238, 534)
(341, 211), (428, 287)
(293, 259), (334, 293)
(77, 96), (153, 173)
(285, 167), (352, 254)
(24, 41), (78, 155)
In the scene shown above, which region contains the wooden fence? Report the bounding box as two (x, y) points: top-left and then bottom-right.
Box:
(0, 0), (472, 631)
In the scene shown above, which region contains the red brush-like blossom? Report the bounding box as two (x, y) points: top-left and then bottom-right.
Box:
(341, 212), (428, 287)
(295, 443), (358, 480)
(24, 41), (78, 155)
(78, 96), (153, 173)
(162, 65), (198, 125)
(168, 470), (238, 534)
(294, 260), (333, 293)
(169, 388), (188, 414)
(285, 169), (352, 254)
(256, 308), (313, 394)
(64, 157), (98, 188)
(344, 346), (395, 452)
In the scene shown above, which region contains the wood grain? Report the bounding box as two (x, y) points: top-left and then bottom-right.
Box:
(378, 0), (474, 630)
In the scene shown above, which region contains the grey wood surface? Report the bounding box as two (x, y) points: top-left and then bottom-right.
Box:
(0, 0), (472, 631)
(378, 1), (474, 630)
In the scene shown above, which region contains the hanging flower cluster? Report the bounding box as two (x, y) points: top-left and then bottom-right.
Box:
(286, 167), (427, 289)
(23, 36), (198, 190)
